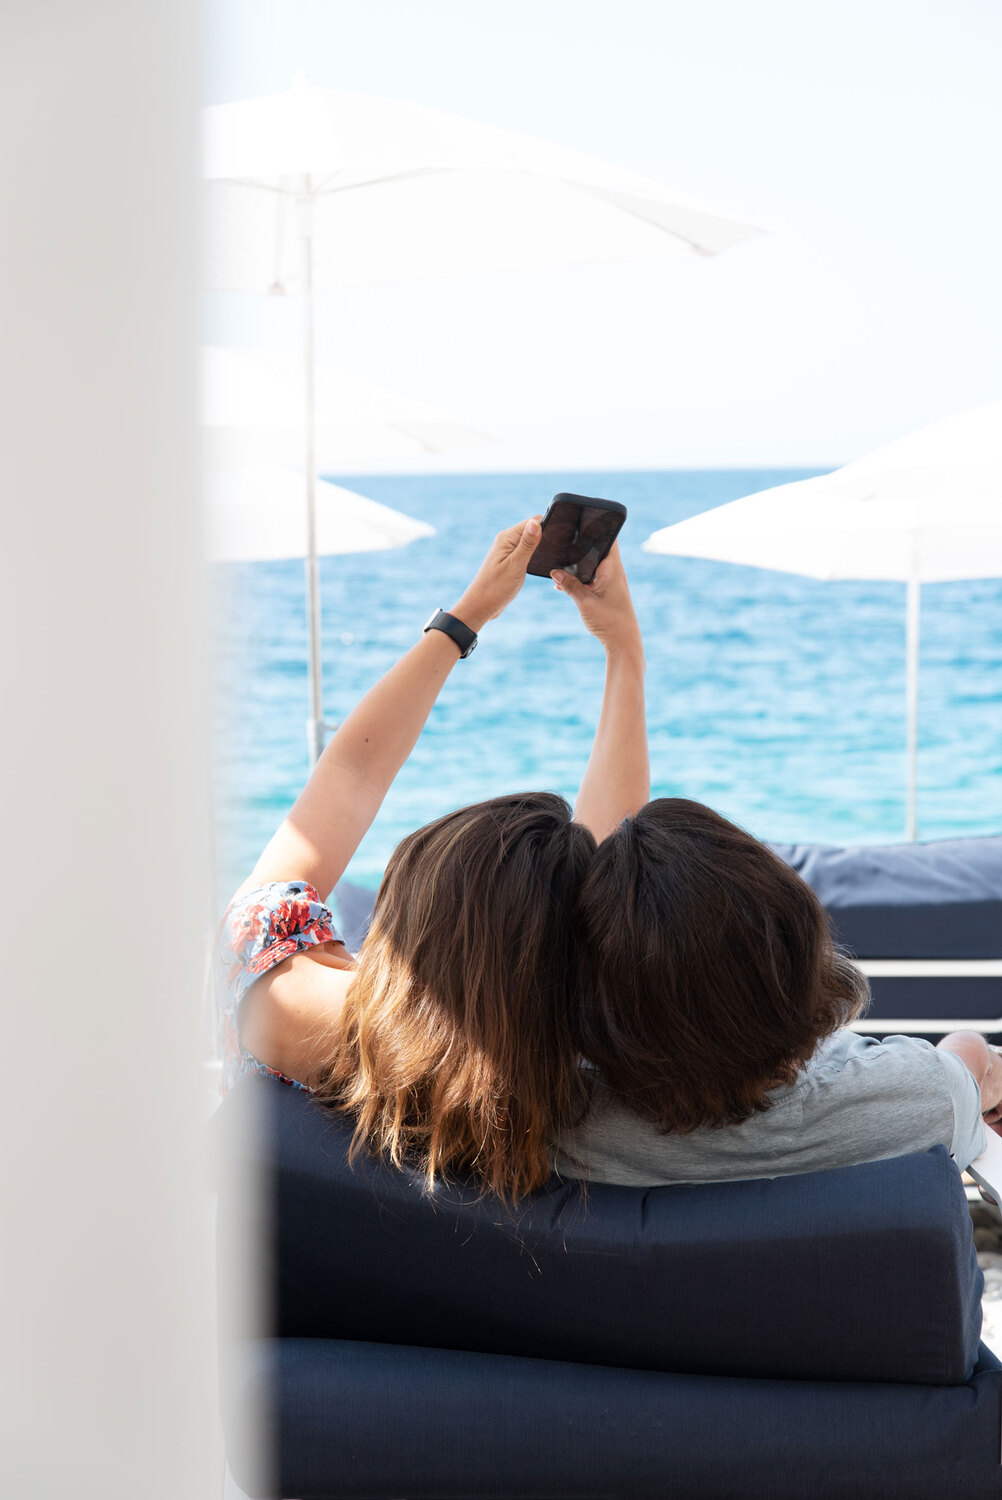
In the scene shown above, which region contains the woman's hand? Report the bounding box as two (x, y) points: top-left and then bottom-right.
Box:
(552, 542), (644, 658)
(451, 516), (542, 632)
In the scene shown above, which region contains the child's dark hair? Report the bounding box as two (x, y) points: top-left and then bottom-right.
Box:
(573, 798), (869, 1133)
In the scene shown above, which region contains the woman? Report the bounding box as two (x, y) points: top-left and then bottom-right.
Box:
(219, 515), (648, 1200)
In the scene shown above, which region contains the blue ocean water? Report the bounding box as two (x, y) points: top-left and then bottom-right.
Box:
(210, 470), (1002, 907)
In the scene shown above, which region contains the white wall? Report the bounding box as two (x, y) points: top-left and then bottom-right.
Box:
(0, 4), (218, 1495)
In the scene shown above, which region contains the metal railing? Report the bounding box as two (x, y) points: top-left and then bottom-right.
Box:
(850, 958), (1002, 1035)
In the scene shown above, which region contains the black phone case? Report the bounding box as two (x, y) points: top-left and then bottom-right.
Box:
(526, 493), (627, 582)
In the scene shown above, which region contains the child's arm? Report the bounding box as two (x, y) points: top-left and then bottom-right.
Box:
(553, 543), (650, 841)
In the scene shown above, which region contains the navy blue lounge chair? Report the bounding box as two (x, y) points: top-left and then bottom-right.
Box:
(772, 835), (1002, 1038)
(215, 1073), (1002, 1500)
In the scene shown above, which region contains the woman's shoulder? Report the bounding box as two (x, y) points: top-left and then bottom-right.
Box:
(221, 881), (339, 986)
(216, 879), (346, 1094)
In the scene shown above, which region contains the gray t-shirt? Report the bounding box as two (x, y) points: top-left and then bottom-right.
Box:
(552, 1031), (987, 1186)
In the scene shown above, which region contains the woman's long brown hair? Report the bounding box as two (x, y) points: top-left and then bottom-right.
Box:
(573, 798), (869, 1133)
(311, 793), (596, 1201)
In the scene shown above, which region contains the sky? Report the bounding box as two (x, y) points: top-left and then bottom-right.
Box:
(204, 0), (1002, 471)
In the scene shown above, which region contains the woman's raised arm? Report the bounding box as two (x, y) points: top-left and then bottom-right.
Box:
(237, 516), (543, 902)
(552, 542), (650, 842)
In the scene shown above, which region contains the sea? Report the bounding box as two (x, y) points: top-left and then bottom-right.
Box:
(210, 469), (1002, 908)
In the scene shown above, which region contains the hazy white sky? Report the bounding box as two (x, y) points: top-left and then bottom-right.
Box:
(205, 0), (1002, 470)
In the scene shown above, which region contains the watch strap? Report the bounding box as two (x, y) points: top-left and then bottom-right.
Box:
(423, 609), (478, 659)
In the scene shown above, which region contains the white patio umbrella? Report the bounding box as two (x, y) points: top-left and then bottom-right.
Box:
(201, 344), (493, 469)
(643, 398), (1002, 840)
(203, 74), (763, 759)
(204, 467), (435, 563)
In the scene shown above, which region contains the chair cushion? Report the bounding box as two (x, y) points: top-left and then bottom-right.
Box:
(770, 835), (1002, 958)
(224, 1338), (1002, 1500)
(216, 1074), (983, 1387)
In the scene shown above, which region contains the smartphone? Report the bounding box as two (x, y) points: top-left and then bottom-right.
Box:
(526, 494), (627, 584)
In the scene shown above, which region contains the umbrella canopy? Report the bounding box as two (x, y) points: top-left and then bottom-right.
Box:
(204, 75), (764, 760)
(643, 399), (1002, 583)
(204, 467), (435, 562)
(203, 77), (763, 291)
(201, 344), (493, 467)
(643, 399), (1002, 840)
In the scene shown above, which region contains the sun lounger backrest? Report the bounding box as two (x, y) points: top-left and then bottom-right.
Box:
(216, 1073), (983, 1387)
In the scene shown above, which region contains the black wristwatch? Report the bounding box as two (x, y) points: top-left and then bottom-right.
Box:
(423, 609), (478, 659)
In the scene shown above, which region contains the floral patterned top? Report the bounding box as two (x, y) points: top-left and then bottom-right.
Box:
(216, 879), (343, 1094)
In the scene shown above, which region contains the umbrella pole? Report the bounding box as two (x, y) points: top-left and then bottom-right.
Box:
(299, 188), (325, 764)
(905, 573), (920, 842)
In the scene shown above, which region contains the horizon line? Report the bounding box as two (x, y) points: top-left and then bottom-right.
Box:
(321, 460), (842, 481)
